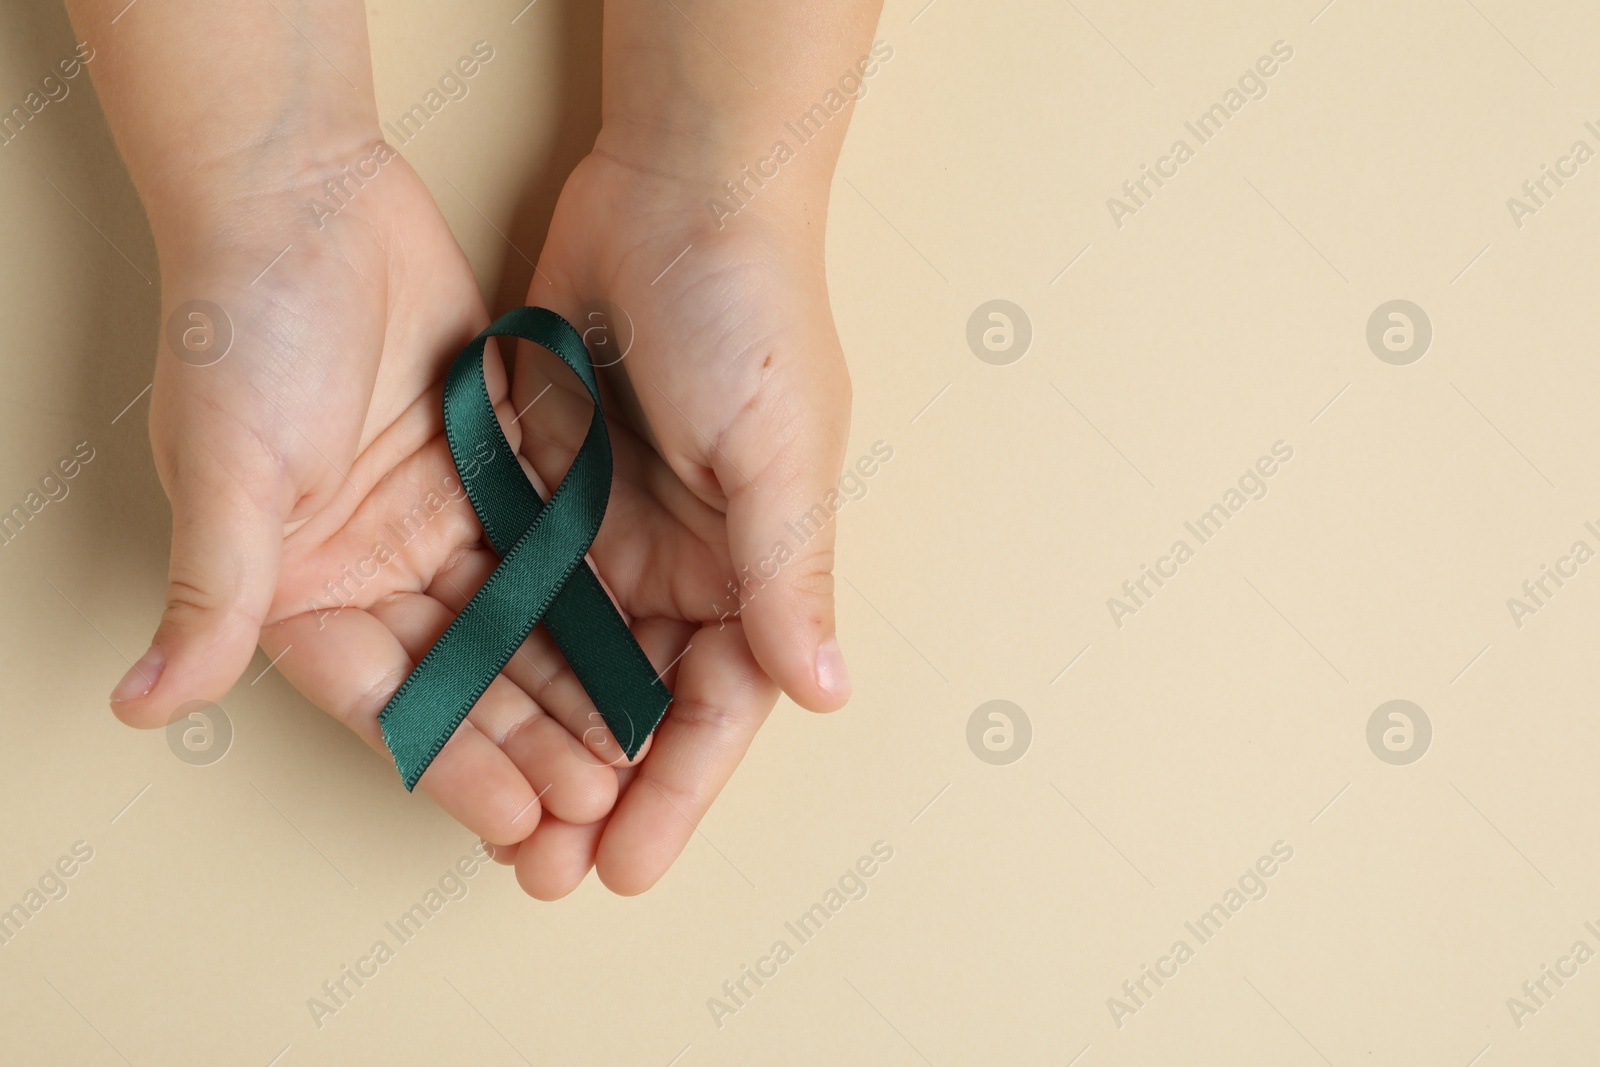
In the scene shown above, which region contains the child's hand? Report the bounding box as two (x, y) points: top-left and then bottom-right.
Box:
(111, 153), (622, 845)
(480, 0), (887, 895)
(487, 136), (855, 896)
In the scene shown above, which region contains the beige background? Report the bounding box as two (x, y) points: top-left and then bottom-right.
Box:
(3, 0), (1598, 1063)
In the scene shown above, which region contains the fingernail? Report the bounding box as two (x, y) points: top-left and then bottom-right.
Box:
(815, 637), (851, 701)
(111, 646), (164, 703)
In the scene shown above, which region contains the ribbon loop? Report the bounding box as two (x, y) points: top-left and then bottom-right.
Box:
(378, 307), (672, 791)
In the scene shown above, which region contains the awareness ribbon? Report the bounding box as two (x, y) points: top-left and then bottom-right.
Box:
(378, 307), (672, 791)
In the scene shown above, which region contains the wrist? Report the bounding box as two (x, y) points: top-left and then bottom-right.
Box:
(144, 125), (390, 263)
(67, 0), (384, 252)
(591, 35), (894, 245)
(592, 114), (838, 246)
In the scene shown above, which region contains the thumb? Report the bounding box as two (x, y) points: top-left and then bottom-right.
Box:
(110, 441), (286, 728)
(717, 358), (853, 713)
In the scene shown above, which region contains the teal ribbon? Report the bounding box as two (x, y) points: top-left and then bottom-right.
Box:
(378, 307), (672, 791)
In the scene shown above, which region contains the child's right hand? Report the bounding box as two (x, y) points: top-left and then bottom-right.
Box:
(109, 147), (626, 847)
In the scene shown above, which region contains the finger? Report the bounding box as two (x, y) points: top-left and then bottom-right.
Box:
(482, 839), (518, 866)
(514, 813), (606, 901)
(595, 621), (778, 895)
(516, 764), (636, 899)
(367, 592), (619, 825)
(717, 353), (854, 712)
(262, 608), (542, 846)
(111, 434), (290, 728)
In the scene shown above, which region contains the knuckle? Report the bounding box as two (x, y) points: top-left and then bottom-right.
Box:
(163, 568), (265, 630)
(345, 662), (410, 726)
(667, 695), (744, 737)
(163, 578), (218, 619)
(785, 546), (837, 602)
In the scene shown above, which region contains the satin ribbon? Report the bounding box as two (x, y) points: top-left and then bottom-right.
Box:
(378, 307), (672, 791)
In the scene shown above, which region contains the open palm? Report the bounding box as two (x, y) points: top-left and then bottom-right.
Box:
(115, 154), (622, 847)
(485, 149), (855, 896)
